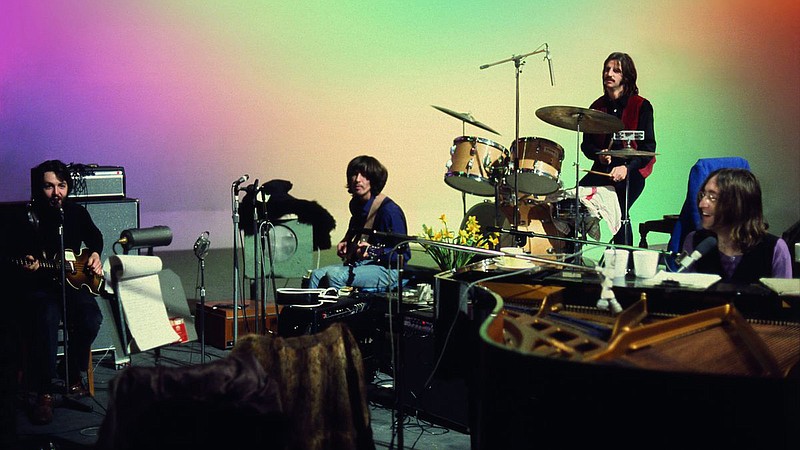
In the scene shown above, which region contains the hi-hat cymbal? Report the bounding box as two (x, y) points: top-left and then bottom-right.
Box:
(535, 105), (624, 134)
(432, 105), (501, 136)
(604, 149), (660, 158)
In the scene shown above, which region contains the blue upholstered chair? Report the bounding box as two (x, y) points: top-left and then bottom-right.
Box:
(667, 157), (752, 255)
(638, 157), (751, 270)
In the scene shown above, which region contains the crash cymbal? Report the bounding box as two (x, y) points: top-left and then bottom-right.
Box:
(535, 105), (624, 134)
(604, 149), (660, 158)
(432, 105), (501, 136)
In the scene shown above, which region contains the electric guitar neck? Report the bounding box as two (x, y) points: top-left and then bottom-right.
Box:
(7, 248), (105, 295)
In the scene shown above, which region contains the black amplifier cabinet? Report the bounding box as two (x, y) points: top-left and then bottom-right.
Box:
(278, 296), (372, 337)
(69, 164), (126, 199)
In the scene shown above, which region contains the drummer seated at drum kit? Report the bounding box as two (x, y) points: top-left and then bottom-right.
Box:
(577, 52), (657, 246)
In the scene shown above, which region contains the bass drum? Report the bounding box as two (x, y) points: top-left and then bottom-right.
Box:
(499, 194), (566, 257)
(462, 200), (515, 248)
(465, 196), (566, 257)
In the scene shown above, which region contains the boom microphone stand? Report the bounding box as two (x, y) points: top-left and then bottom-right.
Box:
(480, 44), (552, 246)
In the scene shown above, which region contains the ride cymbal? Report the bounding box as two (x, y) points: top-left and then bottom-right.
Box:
(432, 105), (501, 136)
(535, 105), (623, 134)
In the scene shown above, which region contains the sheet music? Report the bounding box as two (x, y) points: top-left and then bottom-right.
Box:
(760, 278), (800, 297)
(640, 270), (722, 290)
(108, 255), (180, 351)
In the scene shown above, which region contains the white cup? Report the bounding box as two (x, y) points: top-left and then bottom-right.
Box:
(603, 249), (629, 278)
(633, 250), (659, 278)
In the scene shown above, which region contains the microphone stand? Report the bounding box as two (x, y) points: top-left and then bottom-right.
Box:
(480, 46), (549, 247)
(195, 244), (207, 363)
(56, 206), (92, 413)
(250, 180), (260, 334)
(231, 184), (242, 347)
(487, 226), (677, 258)
(259, 218), (279, 334)
(391, 251), (406, 450)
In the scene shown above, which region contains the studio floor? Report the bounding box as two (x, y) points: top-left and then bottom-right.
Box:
(10, 341), (472, 450)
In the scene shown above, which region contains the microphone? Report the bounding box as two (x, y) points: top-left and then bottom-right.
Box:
(676, 236), (717, 273)
(545, 43), (554, 86)
(232, 174), (249, 190)
(241, 180), (259, 195)
(193, 231), (211, 260)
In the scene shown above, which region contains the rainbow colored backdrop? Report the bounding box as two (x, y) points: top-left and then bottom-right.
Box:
(1, 0), (798, 251)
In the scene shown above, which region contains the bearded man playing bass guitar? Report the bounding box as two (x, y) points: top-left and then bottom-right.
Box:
(18, 160), (104, 425)
(308, 155), (410, 292)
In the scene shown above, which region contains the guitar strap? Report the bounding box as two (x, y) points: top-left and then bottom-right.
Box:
(362, 193), (385, 236)
(346, 193), (386, 285)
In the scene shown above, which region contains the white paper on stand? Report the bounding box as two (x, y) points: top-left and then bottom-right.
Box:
(108, 255), (180, 352)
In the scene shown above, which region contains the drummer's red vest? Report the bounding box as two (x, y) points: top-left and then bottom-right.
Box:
(590, 95), (656, 178)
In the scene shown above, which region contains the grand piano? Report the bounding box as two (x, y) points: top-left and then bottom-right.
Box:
(432, 262), (799, 449)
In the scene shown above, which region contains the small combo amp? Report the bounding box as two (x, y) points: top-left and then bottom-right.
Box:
(69, 164), (126, 199)
(200, 301), (280, 350)
(278, 296), (372, 337)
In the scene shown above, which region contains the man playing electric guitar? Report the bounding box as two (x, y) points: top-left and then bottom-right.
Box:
(308, 155), (410, 292)
(17, 160), (104, 425)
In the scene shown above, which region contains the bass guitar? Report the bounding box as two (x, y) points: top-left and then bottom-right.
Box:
(8, 248), (105, 295)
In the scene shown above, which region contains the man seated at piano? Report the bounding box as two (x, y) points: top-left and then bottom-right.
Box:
(681, 168), (792, 282)
(307, 155), (411, 292)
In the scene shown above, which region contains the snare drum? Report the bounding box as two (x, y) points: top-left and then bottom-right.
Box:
(505, 137), (564, 195)
(445, 136), (509, 197)
(554, 198), (589, 221)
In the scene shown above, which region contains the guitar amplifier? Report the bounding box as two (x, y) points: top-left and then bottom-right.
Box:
(278, 296), (372, 337)
(68, 164), (126, 199)
(200, 301), (279, 350)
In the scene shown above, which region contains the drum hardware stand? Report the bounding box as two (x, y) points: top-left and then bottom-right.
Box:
(610, 130), (645, 246)
(231, 174), (249, 347)
(480, 45), (549, 244)
(572, 116), (587, 264)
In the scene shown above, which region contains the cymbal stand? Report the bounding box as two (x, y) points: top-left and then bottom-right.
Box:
(572, 117), (586, 265)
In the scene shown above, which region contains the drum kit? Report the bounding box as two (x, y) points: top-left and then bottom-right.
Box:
(437, 103), (633, 258)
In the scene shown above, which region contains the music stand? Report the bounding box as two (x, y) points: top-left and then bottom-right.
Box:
(115, 226), (174, 363)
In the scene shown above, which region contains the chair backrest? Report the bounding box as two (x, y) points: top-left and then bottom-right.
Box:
(667, 157), (751, 256)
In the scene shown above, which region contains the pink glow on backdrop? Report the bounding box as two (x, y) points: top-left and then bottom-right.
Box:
(1, 1), (798, 250)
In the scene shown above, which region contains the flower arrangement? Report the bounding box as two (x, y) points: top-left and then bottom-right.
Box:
(420, 214), (499, 270)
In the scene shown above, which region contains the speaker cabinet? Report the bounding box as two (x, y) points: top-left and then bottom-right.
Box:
(76, 198), (140, 259)
(77, 198), (140, 366)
